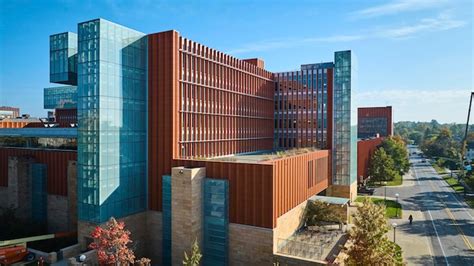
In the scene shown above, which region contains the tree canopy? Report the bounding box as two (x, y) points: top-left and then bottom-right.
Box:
(345, 197), (400, 265)
(369, 147), (400, 184)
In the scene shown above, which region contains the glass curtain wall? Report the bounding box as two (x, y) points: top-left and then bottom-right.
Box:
(44, 86), (78, 109)
(333, 50), (355, 185)
(50, 32), (78, 85)
(77, 19), (147, 222)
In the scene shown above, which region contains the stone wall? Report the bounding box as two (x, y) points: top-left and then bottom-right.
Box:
(229, 223), (274, 266)
(47, 194), (68, 232)
(0, 186), (8, 209)
(146, 210), (163, 264)
(273, 201), (307, 252)
(67, 160), (77, 230)
(171, 167), (204, 266)
(327, 181), (358, 201)
(8, 156), (35, 220)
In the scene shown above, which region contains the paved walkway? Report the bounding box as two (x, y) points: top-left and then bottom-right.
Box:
(374, 170), (435, 265)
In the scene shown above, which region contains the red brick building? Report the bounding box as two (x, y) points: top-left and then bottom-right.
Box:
(358, 106), (393, 139)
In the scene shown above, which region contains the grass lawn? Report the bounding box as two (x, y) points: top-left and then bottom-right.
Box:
(356, 196), (402, 218)
(442, 176), (464, 193)
(432, 163), (448, 175)
(442, 175), (474, 208)
(368, 174), (403, 187)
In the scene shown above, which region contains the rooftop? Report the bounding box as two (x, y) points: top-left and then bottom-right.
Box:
(202, 148), (323, 163)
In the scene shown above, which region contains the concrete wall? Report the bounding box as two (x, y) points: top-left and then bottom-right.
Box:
(170, 167), (204, 265)
(47, 194), (68, 232)
(229, 223), (274, 266)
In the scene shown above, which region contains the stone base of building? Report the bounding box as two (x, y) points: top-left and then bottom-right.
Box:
(47, 194), (69, 232)
(326, 181), (357, 201)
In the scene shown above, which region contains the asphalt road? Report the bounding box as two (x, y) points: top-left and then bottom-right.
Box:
(373, 145), (474, 265)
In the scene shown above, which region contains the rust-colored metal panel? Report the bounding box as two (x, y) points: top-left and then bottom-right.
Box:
(173, 159), (274, 228)
(270, 150), (329, 227)
(55, 108), (77, 124)
(147, 30), (180, 211)
(357, 137), (384, 183)
(0, 147), (76, 196)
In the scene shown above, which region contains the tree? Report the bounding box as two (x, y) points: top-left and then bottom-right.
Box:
(89, 217), (135, 265)
(380, 136), (410, 175)
(368, 148), (399, 184)
(304, 200), (343, 226)
(345, 197), (399, 265)
(183, 239), (202, 266)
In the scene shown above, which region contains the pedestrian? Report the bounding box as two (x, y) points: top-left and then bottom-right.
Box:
(408, 214), (413, 225)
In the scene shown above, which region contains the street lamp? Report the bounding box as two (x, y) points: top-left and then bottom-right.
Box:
(383, 181), (388, 202)
(392, 223), (398, 243)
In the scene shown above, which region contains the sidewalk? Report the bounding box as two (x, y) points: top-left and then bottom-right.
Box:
(387, 210), (433, 265)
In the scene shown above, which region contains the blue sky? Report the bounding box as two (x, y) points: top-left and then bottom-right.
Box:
(0, 0), (472, 123)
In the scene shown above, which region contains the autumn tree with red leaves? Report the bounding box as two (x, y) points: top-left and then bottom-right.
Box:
(89, 217), (135, 265)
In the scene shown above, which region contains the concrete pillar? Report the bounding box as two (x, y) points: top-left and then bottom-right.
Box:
(171, 166), (205, 265)
(7, 156), (35, 220)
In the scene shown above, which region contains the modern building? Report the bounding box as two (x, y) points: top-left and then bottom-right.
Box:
(0, 18), (357, 265)
(357, 106), (393, 139)
(356, 107), (393, 184)
(0, 106), (20, 120)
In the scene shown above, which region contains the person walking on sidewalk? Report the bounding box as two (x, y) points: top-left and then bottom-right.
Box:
(408, 214), (413, 225)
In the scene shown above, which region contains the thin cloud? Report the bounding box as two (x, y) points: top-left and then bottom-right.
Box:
(352, 0), (447, 19)
(376, 13), (466, 39)
(227, 34), (363, 54)
(228, 13), (466, 54)
(356, 89), (471, 123)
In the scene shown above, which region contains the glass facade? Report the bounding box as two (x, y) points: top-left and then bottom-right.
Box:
(203, 178), (229, 266)
(162, 175), (172, 266)
(333, 51), (348, 185)
(358, 117), (388, 138)
(44, 86), (78, 109)
(31, 163), (47, 224)
(333, 50), (357, 185)
(274, 62), (333, 149)
(50, 32), (78, 85)
(77, 19), (148, 222)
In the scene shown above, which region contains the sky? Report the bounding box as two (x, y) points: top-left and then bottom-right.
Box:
(0, 0), (472, 123)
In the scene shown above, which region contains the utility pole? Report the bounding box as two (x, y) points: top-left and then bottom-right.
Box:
(460, 92), (474, 180)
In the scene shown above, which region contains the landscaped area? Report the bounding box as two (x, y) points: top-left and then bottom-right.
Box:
(367, 173), (403, 187)
(355, 197), (402, 218)
(441, 175), (474, 208)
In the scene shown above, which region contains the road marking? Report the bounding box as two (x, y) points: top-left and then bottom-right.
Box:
(427, 167), (474, 220)
(413, 162), (450, 265)
(427, 210), (450, 266)
(429, 181), (474, 251)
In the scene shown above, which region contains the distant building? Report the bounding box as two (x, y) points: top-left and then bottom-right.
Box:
(357, 106), (393, 139)
(0, 106), (20, 119)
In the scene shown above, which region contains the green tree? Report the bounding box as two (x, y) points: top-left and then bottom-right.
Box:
(380, 136), (410, 175)
(421, 127), (459, 169)
(183, 239), (202, 266)
(345, 197), (400, 266)
(304, 200), (343, 226)
(369, 148), (399, 184)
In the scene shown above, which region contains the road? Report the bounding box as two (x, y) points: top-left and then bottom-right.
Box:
(373, 145), (474, 265)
